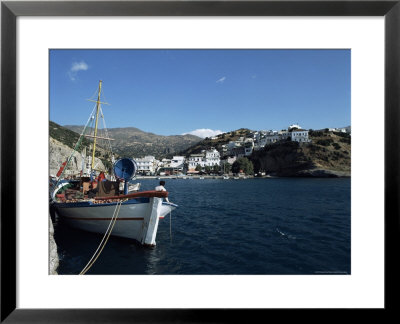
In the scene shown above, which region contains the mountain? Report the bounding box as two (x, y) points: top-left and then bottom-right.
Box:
(62, 124), (202, 159)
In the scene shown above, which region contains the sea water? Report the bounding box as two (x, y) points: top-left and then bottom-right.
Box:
(53, 178), (350, 275)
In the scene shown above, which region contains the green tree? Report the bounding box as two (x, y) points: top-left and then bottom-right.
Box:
(222, 162), (231, 174)
(232, 157), (254, 175)
(195, 164), (202, 172)
(213, 164), (220, 173)
(204, 165), (211, 174)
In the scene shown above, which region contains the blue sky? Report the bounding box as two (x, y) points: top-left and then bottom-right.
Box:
(50, 49), (350, 137)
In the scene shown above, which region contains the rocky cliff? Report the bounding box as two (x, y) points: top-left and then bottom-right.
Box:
(49, 137), (105, 176)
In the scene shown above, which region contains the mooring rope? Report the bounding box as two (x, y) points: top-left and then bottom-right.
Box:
(79, 199), (127, 275)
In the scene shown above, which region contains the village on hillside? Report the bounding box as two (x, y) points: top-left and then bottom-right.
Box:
(132, 124), (351, 176)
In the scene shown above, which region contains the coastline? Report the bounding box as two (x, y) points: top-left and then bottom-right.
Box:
(134, 170), (350, 180)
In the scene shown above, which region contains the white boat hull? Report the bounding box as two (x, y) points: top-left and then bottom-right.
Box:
(53, 198), (176, 246)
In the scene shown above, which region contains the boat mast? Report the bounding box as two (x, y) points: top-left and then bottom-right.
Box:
(91, 80), (102, 171)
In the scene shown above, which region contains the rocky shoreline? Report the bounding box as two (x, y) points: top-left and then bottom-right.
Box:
(293, 168), (350, 178)
(267, 168), (350, 178)
(49, 215), (59, 275)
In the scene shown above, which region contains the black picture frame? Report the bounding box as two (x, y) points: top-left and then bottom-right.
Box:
(1, 0), (399, 322)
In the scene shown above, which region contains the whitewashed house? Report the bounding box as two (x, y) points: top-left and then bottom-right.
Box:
(170, 156), (186, 173)
(134, 156), (158, 175)
(188, 153), (205, 171)
(205, 148), (220, 166)
(227, 140), (241, 151)
(290, 129), (311, 143)
(188, 148), (221, 172)
(253, 124), (311, 149)
(158, 158), (186, 175)
(159, 158), (171, 168)
(286, 124), (311, 143)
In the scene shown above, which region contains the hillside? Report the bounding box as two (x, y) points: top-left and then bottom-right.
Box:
(50, 121), (91, 150)
(49, 137), (106, 176)
(63, 125), (202, 159)
(178, 128), (253, 156)
(250, 130), (351, 177)
(50, 121), (116, 170)
(178, 127), (350, 177)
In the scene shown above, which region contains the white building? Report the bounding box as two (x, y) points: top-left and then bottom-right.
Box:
(156, 156), (186, 175)
(227, 140), (241, 151)
(159, 158), (171, 168)
(254, 130), (283, 149)
(290, 129), (311, 143)
(253, 124), (310, 149)
(133, 156), (158, 175)
(188, 154), (205, 171)
(188, 148), (221, 171)
(170, 156), (186, 173)
(170, 156), (185, 169)
(333, 126), (351, 134)
(286, 124), (311, 143)
(205, 148), (220, 166)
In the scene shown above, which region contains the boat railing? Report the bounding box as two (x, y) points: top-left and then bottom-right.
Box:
(94, 190), (168, 201)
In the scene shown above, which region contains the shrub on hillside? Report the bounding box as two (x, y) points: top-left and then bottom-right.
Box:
(309, 130), (323, 137)
(333, 131), (350, 138)
(316, 138), (334, 146)
(339, 137), (351, 144)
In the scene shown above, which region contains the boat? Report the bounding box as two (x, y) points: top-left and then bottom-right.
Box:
(50, 81), (177, 246)
(223, 176), (229, 180)
(199, 176), (204, 180)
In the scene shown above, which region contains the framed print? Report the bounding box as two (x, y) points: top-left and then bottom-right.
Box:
(1, 0), (399, 322)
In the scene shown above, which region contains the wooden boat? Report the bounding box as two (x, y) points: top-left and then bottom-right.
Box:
(50, 81), (177, 246)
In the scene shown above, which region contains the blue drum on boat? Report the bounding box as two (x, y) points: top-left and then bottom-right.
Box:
(113, 158), (137, 194)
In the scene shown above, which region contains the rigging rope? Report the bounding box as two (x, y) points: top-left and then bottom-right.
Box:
(99, 105), (114, 159)
(88, 83), (101, 101)
(79, 199), (127, 275)
(100, 85), (108, 104)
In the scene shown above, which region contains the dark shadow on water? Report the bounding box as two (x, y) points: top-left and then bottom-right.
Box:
(53, 217), (158, 275)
